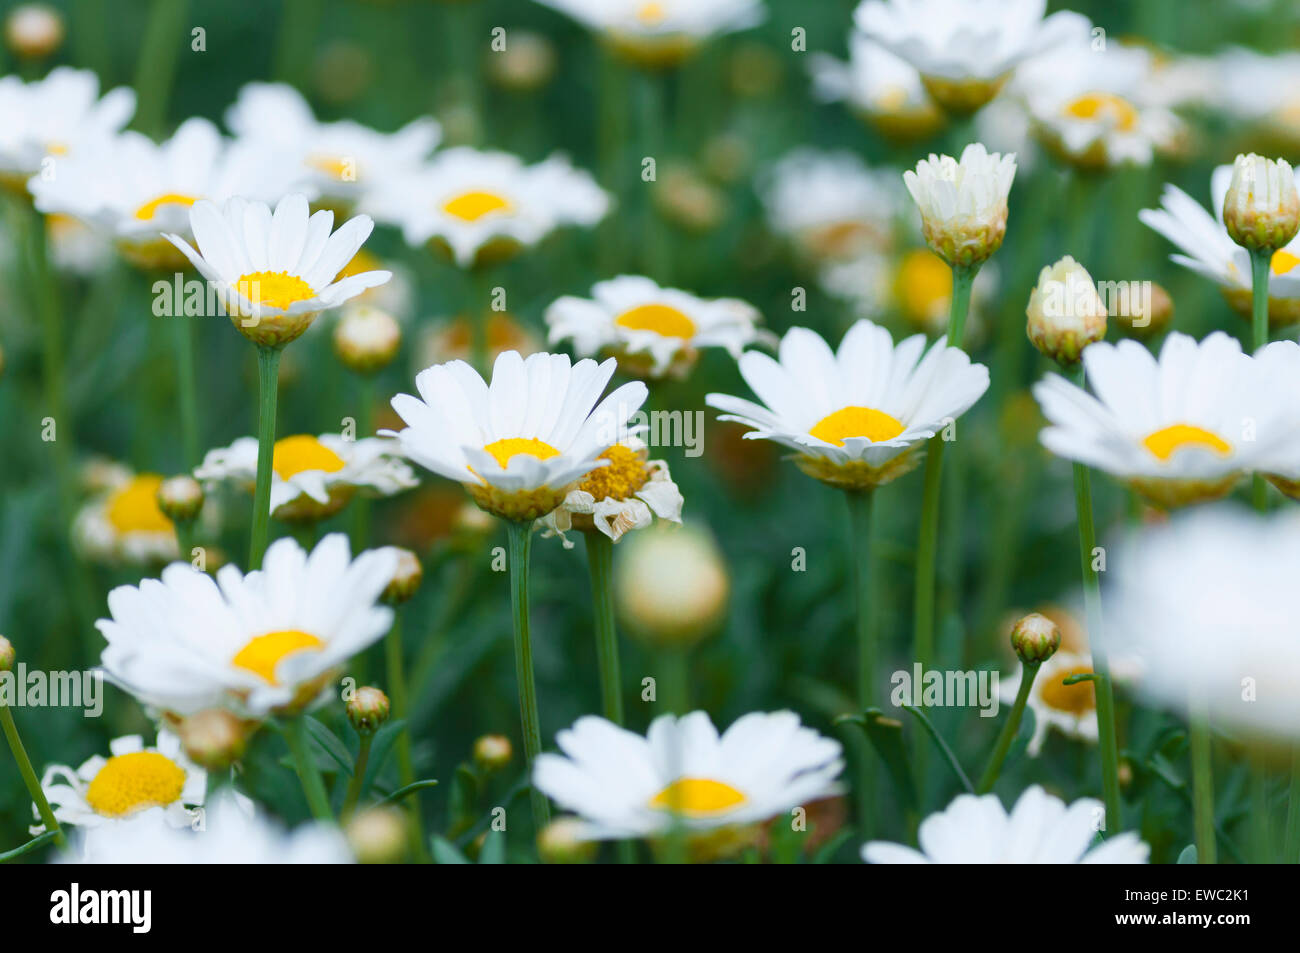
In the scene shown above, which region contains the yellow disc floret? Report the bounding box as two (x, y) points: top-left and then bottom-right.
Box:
(1063, 92), (1140, 132)
(1141, 424), (1232, 462)
(649, 777), (747, 815)
(235, 270), (317, 310)
(133, 192), (198, 221)
(578, 444), (650, 502)
(84, 751), (186, 817)
(272, 434), (346, 479)
(614, 303), (697, 340)
(232, 629), (324, 685)
(1039, 665), (1096, 716)
(442, 190), (513, 222)
(105, 474), (174, 534)
(809, 406), (906, 446)
(482, 437), (561, 469)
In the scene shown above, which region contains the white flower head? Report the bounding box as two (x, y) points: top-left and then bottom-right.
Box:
(34, 731), (206, 834)
(363, 147), (609, 268)
(73, 470), (178, 566)
(546, 275), (769, 379)
(97, 534), (398, 717)
(533, 710), (843, 840)
(706, 320), (990, 490)
(904, 143), (1015, 267)
(998, 651), (1099, 756)
(385, 350), (649, 522)
(0, 67), (134, 182)
(863, 785), (1148, 863)
(809, 33), (945, 143)
(195, 433), (416, 523)
(164, 193), (391, 348)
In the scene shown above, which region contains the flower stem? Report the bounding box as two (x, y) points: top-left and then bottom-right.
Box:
(1189, 710), (1217, 864)
(505, 520), (551, 832)
(0, 704), (64, 848)
(350, 373), (375, 552)
(285, 716), (333, 822)
(845, 488), (878, 835)
(249, 345), (283, 570)
(172, 313), (200, 469)
(584, 533), (625, 725)
(1250, 249), (1272, 510)
(341, 733), (372, 821)
(976, 661), (1039, 793)
(384, 613), (429, 861)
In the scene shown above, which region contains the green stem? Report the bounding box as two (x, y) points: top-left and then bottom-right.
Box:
(350, 374), (375, 552)
(341, 733), (372, 820)
(584, 533), (625, 725)
(1189, 711), (1217, 864)
(976, 661), (1040, 793)
(174, 518), (196, 564)
(659, 646), (689, 715)
(1249, 758), (1270, 864)
(173, 315), (200, 469)
(1284, 747), (1300, 863)
(637, 70), (670, 281)
(132, 0), (187, 137)
(384, 614), (428, 861)
(285, 716), (333, 822)
(505, 520), (550, 832)
(1, 705), (64, 848)
(845, 489), (877, 833)
(1249, 248), (1271, 352)
(249, 346), (282, 570)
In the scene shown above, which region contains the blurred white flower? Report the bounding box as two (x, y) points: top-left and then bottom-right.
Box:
(809, 33), (945, 142)
(533, 0), (764, 67)
(74, 470), (177, 566)
(998, 651), (1099, 756)
(0, 67), (133, 183)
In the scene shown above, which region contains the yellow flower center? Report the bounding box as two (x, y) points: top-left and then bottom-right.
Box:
(636, 1), (667, 25)
(482, 437), (561, 469)
(649, 777), (747, 815)
(231, 629), (324, 685)
(613, 303), (698, 340)
(1272, 249), (1300, 276)
(895, 249), (952, 321)
(809, 406), (906, 446)
(578, 445), (650, 501)
(105, 474), (174, 535)
(235, 270), (317, 310)
(1038, 666), (1096, 717)
(84, 751), (186, 817)
(442, 190), (513, 222)
(1063, 92), (1139, 132)
(306, 154), (355, 181)
(133, 192), (198, 221)
(1141, 424), (1232, 462)
(45, 141), (68, 156)
(272, 434), (346, 479)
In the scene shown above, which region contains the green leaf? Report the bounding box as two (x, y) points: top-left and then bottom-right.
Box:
(835, 708), (917, 813)
(0, 830), (60, 863)
(901, 705), (974, 793)
(376, 779), (439, 807)
(359, 719), (406, 796)
(430, 835), (471, 865)
(811, 828), (854, 864)
(1177, 844), (1197, 864)
(478, 828), (505, 864)
(304, 716), (354, 776)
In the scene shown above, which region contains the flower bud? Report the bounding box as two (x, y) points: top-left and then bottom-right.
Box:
(473, 734), (513, 772)
(1010, 612), (1062, 664)
(156, 474), (205, 523)
(5, 4), (63, 59)
(486, 30), (556, 91)
(903, 143), (1015, 269)
(346, 686), (391, 735)
(0, 635), (14, 672)
(381, 547), (423, 604)
(1112, 281), (1173, 339)
(537, 817), (597, 864)
(1223, 154), (1300, 253)
(1026, 255), (1107, 365)
(616, 524), (729, 649)
(177, 708), (248, 770)
(333, 304), (401, 374)
(346, 806), (408, 863)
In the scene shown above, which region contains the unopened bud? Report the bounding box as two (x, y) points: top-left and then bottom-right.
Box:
(616, 525), (729, 649)
(1010, 612), (1062, 664)
(334, 305), (401, 374)
(1113, 282), (1173, 339)
(177, 708), (248, 770)
(346, 806), (408, 863)
(904, 144), (1015, 269)
(5, 4), (63, 59)
(1223, 154), (1300, 253)
(537, 817), (597, 864)
(473, 734), (512, 772)
(1026, 255), (1107, 365)
(381, 547), (423, 604)
(156, 474), (205, 523)
(346, 686), (391, 734)
(0, 635), (14, 672)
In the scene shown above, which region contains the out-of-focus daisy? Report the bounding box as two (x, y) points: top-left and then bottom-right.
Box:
(855, 0), (1085, 114)
(1032, 332), (1280, 508)
(73, 470), (177, 565)
(706, 320), (990, 490)
(45, 213), (111, 275)
(385, 351), (648, 521)
(163, 193), (391, 348)
(533, 710), (843, 842)
(545, 275), (769, 379)
(1211, 48), (1300, 151)
(863, 785), (1148, 863)
(64, 791), (353, 864)
(904, 143), (1015, 269)
(34, 732), (205, 833)
(28, 118), (307, 271)
(0, 67), (134, 186)
(810, 34), (945, 143)
(757, 149), (904, 262)
(1103, 505), (1300, 742)
(418, 312), (542, 367)
(539, 436), (683, 547)
(998, 650), (1098, 755)
(225, 82), (439, 208)
(1250, 340), (1300, 499)
(1141, 163), (1300, 327)
(97, 534), (397, 716)
(532, 0), (765, 69)
(363, 147), (609, 268)
(195, 433), (416, 523)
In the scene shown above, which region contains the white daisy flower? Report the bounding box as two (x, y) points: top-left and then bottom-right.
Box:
(385, 350), (649, 522)
(225, 82), (439, 207)
(904, 142), (1016, 268)
(33, 731), (206, 833)
(706, 320), (990, 490)
(539, 436), (683, 547)
(0, 66), (134, 185)
(64, 790), (353, 864)
(73, 470), (177, 566)
(1210, 47), (1300, 148)
(1103, 504), (1300, 741)
(1141, 163), (1300, 327)
(363, 147), (609, 268)
(545, 275), (769, 379)
(757, 149), (905, 262)
(97, 534), (397, 717)
(809, 34), (946, 143)
(1032, 331), (1286, 508)
(163, 193), (391, 348)
(854, 0), (1086, 114)
(28, 118), (308, 271)
(998, 651), (1099, 756)
(863, 785), (1149, 863)
(532, 710), (844, 840)
(532, 0), (764, 68)
(195, 433), (417, 523)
